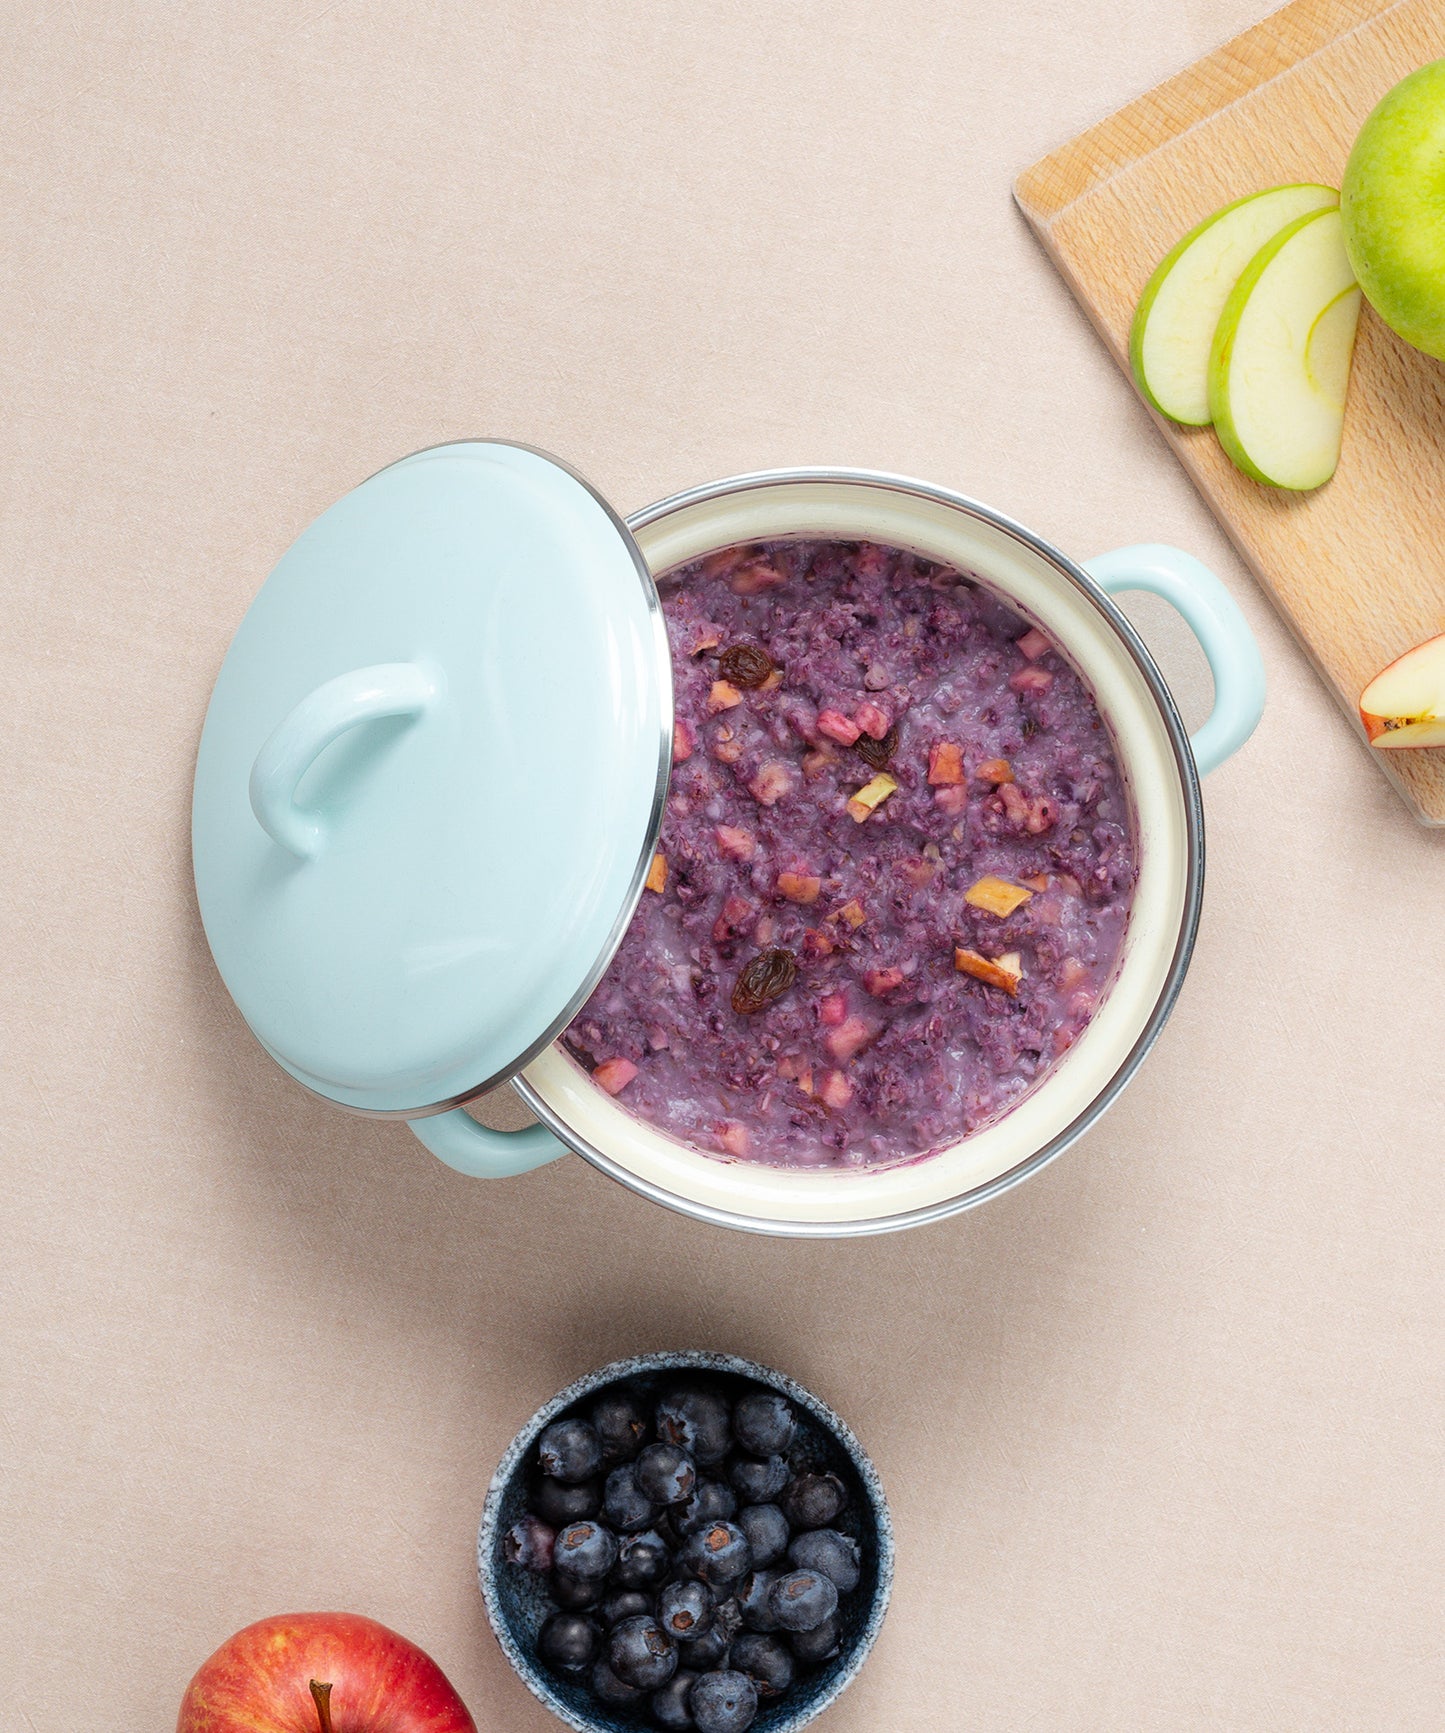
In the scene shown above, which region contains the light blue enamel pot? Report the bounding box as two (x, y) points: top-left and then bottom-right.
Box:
(193, 449), (1264, 1236)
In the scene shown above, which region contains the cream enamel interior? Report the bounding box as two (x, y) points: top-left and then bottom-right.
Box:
(520, 477), (1192, 1226)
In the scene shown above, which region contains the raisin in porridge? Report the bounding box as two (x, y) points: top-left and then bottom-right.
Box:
(563, 539), (1137, 1169)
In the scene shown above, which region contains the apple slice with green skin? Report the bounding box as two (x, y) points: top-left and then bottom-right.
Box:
(1208, 206), (1361, 490)
(1130, 184), (1338, 425)
(1360, 631), (1445, 747)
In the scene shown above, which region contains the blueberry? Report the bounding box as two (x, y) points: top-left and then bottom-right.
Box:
(651, 1668), (699, 1728)
(735, 1504), (789, 1569)
(592, 1388), (650, 1463)
(501, 1512), (555, 1572)
(599, 1589), (652, 1627)
(736, 1568), (779, 1632)
(636, 1442), (698, 1506)
(679, 1520), (751, 1586)
(732, 1391), (796, 1457)
(553, 1520), (618, 1581)
(688, 1668), (758, 1733)
(711, 1596), (743, 1642)
(657, 1387), (733, 1466)
(677, 1478), (738, 1535)
(652, 1507), (684, 1551)
(778, 1471), (847, 1531)
(589, 1656), (646, 1707)
(536, 1610), (599, 1673)
(604, 1462), (661, 1533)
(657, 1577), (714, 1642)
(730, 1630), (795, 1699)
(529, 1473), (600, 1527)
(788, 1611), (841, 1665)
(538, 1417), (603, 1485)
(728, 1455), (788, 1504)
(787, 1527), (861, 1592)
(609, 1614), (678, 1690)
(766, 1568), (838, 1632)
(550, 1568), (601, 1610)
(679, 1612), (734, 1670)
(613, 1528), (672, 1591)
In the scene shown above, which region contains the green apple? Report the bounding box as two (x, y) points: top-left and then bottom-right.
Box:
(1341, 58), (1445, 361)
(1208, 207), (1361, 490)
(1131, 183), (1338, 424)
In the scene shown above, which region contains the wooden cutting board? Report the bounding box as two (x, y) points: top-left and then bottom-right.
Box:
(1015, 0), (1445, 825)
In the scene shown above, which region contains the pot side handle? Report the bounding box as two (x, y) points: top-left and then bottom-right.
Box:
(1084, 544), (1265, 776)
(407, 1108), (568, 1178)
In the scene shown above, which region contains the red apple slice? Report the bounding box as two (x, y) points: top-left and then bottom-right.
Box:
(1359, 631), (1445, 748)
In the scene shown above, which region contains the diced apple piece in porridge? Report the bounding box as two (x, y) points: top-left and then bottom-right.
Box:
(928, 742), (965, 784)
(645, 852), (669, 894)
(749, 761), (796, 805)
(701, 548), (748, 582)
(817, 708), (861, 745)
(777, 1054), (815, 1094)
(1017, 627), (1050, 660)
(1009, 665), (1054, 695)
(817, 1069), (854, 1110)
(976, 758), (1014, 785)
(777, 872), (822, 904)
(825, 1015), (874, 1061)
(715, 824), (756, 861)
(963, 875), (1033, 917)
(846, 772), (898, 822)
(716, 1121), (752, 1156)
(954, 948), (1024, 995)
(854, 700), (891, 739)
(729, 557), (787, 594)
(673, 721), (694, 762)
(835, 899), (866, 929)
(933, 784), (967, 817)
(713, 894), (754, 942)
(709, 680), (743, 713)
(818, 991), (850, 1027)
(863, 966), (906, 995)
(593, 1057), (639, 1094)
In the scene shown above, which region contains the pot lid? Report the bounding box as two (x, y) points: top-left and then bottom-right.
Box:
(192, 441), (672, 1116)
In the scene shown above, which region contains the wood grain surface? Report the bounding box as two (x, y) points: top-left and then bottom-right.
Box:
(1016, 0), (1445, 824)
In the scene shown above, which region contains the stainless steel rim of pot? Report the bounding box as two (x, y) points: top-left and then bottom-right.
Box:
(511, 465), (1206, 1238)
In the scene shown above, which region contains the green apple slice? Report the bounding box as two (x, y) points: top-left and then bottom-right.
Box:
(1130, 184), (1338, 425)
(1208, 206), (1361, 490)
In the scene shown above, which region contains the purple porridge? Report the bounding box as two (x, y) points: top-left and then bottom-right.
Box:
(563, 539), (1137, 1170)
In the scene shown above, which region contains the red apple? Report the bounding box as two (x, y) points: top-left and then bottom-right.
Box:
(177, 1612), (476, 1733)
(1359, 631), (1445, 748)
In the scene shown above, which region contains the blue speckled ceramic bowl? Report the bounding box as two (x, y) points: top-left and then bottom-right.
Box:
(479, 1351), (893, 1732)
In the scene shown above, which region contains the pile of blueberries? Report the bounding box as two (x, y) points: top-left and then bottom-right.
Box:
(502, 1378), (864, 1731)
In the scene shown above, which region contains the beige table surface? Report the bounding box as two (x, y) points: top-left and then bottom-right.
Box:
(4, 2), (1443, 1727)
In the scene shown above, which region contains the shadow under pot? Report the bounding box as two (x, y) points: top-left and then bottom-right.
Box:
(192, 443), (1264, 1236)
